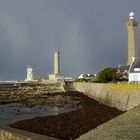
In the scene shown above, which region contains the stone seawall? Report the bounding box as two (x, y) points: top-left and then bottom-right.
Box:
(0, 124), (58, 140)
(74, 83), (140, 111)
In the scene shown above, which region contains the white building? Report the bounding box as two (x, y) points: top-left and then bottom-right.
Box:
(78, 74), (85, 79)
(128, 57), (140, 83)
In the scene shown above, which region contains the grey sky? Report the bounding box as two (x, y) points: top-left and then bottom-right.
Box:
(0, 0), (140, 80)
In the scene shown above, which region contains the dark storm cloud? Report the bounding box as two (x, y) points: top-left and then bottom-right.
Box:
(0, 0), (140, 80)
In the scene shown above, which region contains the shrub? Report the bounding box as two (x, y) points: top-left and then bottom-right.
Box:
(97, 67), (116, 83)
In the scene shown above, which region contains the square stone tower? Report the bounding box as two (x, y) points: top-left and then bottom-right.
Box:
(126, 12), (138, 65)
(49, 51), (64, 81)
(54, 51), (60, 74)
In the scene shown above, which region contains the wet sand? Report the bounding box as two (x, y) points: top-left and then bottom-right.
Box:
(9, 91), (124, 140)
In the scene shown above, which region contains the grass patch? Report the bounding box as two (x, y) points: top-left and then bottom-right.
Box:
(104, 83), (140, 92)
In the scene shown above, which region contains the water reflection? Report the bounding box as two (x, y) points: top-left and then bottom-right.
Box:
(0, 103), (77, 124)
(54, 106), (59, 115)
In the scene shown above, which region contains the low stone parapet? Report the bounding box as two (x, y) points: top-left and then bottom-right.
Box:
(0, 124), (59, 140)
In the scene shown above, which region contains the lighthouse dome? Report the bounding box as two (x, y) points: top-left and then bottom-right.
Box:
(129, 12), (135, 20)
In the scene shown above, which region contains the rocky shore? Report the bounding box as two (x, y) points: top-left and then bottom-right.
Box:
(0, 82), (63, 104)
(9, 91), (124, 140)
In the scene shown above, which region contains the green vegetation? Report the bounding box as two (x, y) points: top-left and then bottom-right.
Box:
(97, 67), (116, 83)
(74, 78), (89, 83)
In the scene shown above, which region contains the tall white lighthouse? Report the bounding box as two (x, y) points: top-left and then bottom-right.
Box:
(126, 12), (138, 65)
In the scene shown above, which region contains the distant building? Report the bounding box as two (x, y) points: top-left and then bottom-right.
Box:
(116, 65), (130, 72)
(77, 73), (96, 82)
(78, 74), (85, 79)
(64, 77), (73, 82)
(113, 65), (129, 81)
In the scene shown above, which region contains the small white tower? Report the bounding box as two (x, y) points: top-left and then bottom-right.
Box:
(26, 66), (33, 81)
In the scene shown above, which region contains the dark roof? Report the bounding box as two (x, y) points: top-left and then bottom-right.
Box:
(129, 57), (140, 73)
(118, 65), (130, 71)
(113, 65), (130, 72)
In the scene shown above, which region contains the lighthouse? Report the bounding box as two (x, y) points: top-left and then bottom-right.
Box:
(25, 66), (34, 81)
(54, 51), (60, 75)
(126, 12), (138, 65)
(49, 51), (64, 81)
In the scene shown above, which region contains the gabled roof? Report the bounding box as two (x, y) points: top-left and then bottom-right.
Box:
(129, 57), (140, 73)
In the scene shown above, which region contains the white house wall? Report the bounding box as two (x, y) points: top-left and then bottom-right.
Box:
(129, 73), (140, 82)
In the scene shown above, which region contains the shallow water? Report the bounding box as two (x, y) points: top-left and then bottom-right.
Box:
(0, 103), (75, 124)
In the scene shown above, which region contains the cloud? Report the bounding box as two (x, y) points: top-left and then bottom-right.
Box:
(0, 0), (139, 80)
